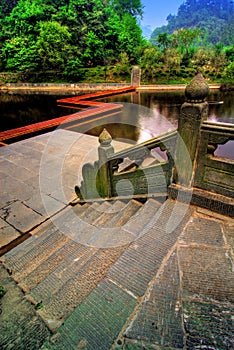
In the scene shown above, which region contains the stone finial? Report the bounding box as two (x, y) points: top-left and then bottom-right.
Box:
(99, 128), (112, 146)
(185, 72), (209, 103)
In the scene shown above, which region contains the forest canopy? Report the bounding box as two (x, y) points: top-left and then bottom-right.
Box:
(151, 0), (234, 46)
(0, 0), (145, 72)
(0, 0), (233, 84)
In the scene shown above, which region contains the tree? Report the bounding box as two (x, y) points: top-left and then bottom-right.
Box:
(83, 30), (104, 66)
(211, 45), (227, 77)
(0, 0), (18, 18)
(171, 28), (201, 53)
(117, 13), (144, 62)
(157, 32), (171, 51)
(164, 48), (182, 80)
(192, 48), (211, 69)
(110, 0), (143, 18)
(150, 0), (234, 46)
(2, 36), (39, 71)
(36, 21), (72, 70)
(0, 0), (145, 71)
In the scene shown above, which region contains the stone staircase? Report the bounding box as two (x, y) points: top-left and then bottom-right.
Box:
(0, 197), (193, 349)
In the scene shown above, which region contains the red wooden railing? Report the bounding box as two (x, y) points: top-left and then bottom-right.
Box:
(0, 86), (135, 143)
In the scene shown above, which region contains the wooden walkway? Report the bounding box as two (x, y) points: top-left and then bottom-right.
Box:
(0, 86), (135, 143)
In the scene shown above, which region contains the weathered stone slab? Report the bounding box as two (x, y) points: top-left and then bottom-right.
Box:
(23, 193), (66, 218)
(93, 200), (126, 227)
(1, 218), (60, 264)
(0, 159), (35, 180)
(0, 217), (21, 248)
(19, 140), (46, 152)
(44, 279), (137, 349)
(108, 200), (191, 297)
(0, 200), (44, 233)
(102, 200), (142, 228)
(223, 223), (234, 252)
(36, 246), (126, 327)
(0, 175), (28, 199)
(28, 243), (97, 303)
(124, 251), (184, 348)
(181, 215), (224, 246)
(61, 171), (78, 190)
(0, 264), (50, 350)
(184, 300), (234, 349)
(39, 175), (62, 195)
(14, 184), (39, 203)
(122, 198), (162, 237)
(5, 231), (69, 282)
(178, 245), (234, 303)
(0, 192), (16, 210)
(18, 240), (93, 292)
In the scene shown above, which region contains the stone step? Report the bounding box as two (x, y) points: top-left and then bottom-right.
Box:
(107, 200), (193, 297)
(25, 242), (98, 306)
(92, 200), (126, 227)
(122, 198), (162, 237)
(59, 199), (143, 248)
(102, 199), (143, 228)
(0, 201), (107, 282)
(0, 202), (88, 263)
(41, 279), (138, 350)
(77, 199), (144, 247)
(32, 245), (127, 331)
(40, 198), (188, 349)
(18, 240), (97, 293)
(2, 229), (70, 283)
(0, 264), (51, 350)
(123, 251), (184, 348)
(74, 200), (113, 224)
(0, 198), (147, 333)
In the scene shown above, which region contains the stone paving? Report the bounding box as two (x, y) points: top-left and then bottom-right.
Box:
(0, 129), (127, 254)
(0, 129), (233, 349)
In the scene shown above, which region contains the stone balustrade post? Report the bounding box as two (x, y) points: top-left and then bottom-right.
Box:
(131, 66), (141, 86)
(97, 128), (114, 198)
(172, 73), (210, 187)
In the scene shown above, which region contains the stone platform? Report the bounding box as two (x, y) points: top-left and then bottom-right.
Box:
(0, 129), (233, 349)
(0, 129), (128, 254)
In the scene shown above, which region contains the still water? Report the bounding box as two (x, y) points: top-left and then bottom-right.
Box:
(1, 90), (233, 145)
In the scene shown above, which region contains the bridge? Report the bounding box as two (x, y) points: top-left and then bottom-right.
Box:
(0, 73), (233, 349)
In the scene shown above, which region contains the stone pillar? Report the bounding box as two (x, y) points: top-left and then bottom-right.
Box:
(131, 66), (141, 86)
(131, 90), (141, 104)
(97, 128), (114, 197)
(173, 73), (210, 187)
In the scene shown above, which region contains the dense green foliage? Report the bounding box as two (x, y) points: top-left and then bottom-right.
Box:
(0, 0), (233, 84)
(145, 0), (234, 84)
(0, 0), (145, 73)
(151, 0), (234, 46)
(140, 26), (234, 84)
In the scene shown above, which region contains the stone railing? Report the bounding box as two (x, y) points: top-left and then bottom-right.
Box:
(75, 129), (177, 200)
(75, 73), (234, 214)
(194, 121), (234, 198)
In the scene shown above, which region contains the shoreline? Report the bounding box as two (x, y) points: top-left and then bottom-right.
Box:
(0, 82), (221, 93)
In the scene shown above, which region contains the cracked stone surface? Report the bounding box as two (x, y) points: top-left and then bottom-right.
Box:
(0, 130), (129, 251)
(0, 217), (21, 248)
(121, 211), (234, 350)
(0, 130), (233, 349)
(0, 201), (44, 233)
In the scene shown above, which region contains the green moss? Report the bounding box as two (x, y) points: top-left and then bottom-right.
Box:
(0, 285), (6, 298)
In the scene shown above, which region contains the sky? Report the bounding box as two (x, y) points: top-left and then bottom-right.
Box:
(140, 0), (184, 30)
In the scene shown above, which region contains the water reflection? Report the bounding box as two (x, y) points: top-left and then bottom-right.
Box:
(103, 90), (234, 126)
(0, 93), (81, 132)
(1, 90), (233, 140)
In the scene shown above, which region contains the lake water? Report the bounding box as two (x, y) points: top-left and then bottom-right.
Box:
(1, 90), (233, 147)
